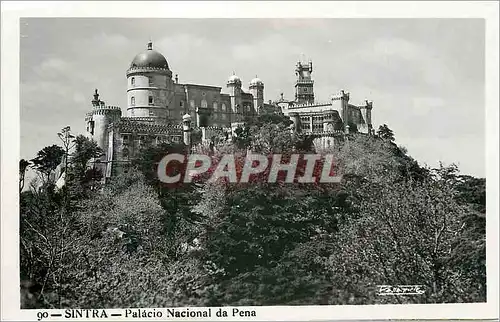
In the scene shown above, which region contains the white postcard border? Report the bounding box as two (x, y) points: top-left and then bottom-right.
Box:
(1, 1), (498, 321)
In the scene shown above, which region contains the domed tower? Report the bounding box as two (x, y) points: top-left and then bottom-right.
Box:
(249, 76), (264, 114)
(126, 41), (174, 122)
(227, 73), (242, 122)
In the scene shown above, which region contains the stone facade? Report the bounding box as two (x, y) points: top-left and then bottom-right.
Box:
(84, 41), (375, 180)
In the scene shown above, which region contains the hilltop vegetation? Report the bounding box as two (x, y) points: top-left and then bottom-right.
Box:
(19, 117), (486, 308)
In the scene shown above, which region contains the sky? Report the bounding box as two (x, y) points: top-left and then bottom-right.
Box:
(20, 18), (485, 177)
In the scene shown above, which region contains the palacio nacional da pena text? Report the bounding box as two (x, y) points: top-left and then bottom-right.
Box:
(83, 41), (375, 179)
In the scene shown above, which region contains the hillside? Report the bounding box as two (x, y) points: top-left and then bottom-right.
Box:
(19, 117), (486, 308)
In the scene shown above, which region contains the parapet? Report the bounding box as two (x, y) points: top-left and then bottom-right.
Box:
(85, 112), (93, 122)
(91, 105), (122, 116)
(288, 101), (332, 109)
(313, 130), (345, 137)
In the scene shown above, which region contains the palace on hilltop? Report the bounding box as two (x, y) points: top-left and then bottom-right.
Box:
(84, 41), (374, 180)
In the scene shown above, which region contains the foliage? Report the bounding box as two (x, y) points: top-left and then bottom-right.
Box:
(377, 124), (395, 141)
(20, 121), (486, 308)
(20, 159), (31, 192)
(30, 145), (65, 182)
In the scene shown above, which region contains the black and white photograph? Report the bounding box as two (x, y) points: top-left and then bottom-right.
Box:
(1, 2), (499, 321)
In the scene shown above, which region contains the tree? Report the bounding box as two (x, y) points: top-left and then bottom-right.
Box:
(326, 162), (485, 304)
(30, 145), (65, 183)
(20, 159), (31, 192)
(65, 135), (104, 198)
(377, 124), (395, 141)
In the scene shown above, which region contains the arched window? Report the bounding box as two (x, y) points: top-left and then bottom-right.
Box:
(131, 96), (135, 106)
(131, 77), (135, 86)
(201, 99), (208, 108)
(213, 102), (218, 111)
(221, 103), (227, 111)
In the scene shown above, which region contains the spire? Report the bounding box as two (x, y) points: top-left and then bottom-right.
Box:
(92, 89), (100, 107)
(147, 39), (153, 50)
(93, 89), (99, 101)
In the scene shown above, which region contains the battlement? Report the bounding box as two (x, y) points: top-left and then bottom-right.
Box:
(288, 101), (333, 109)
(295, 79), (314, 85)
(201, 126), (229, 131)
(91, 105), (122, 116)
(85, 112), (93, 121)
(311, 130), (345, 136)
(120, 116), (156, 123)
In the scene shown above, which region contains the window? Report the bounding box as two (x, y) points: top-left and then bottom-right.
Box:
(148, 77), (154, 86)
(190, 100), (195, 109)
(180, 101), (184, 108)
(213, 102), (218, 111)
(201, 99), (208, 108)
(202, 92), (206, 96)
(214, 113), (218, 120)
(131, 77), (135, 86)
(222, 103), (227, 111)
(221, 113), (227, 120)
(131, 97), (135, 106)
(148, 96), (154, 105)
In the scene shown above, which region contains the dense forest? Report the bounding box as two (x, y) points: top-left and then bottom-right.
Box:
(19, 113), (486, 308)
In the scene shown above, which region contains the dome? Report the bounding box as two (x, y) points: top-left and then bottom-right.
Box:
(250, 76), (263, 86)
(130, 41), (169, 69)
(227, 73), (241, 84)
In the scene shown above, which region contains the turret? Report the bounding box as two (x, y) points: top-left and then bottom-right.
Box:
(227, 72), (242, 122)
(362, 99), (374, 134)
(182, 113), (192, 147)
(86, 89), (122, 155)
(289, 112), (301, 133)
(294, 59), (314, 104)
(339, 90), (350, 134)
(249, 76), (264, 114)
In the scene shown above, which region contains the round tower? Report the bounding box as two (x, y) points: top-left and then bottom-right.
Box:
(249, 76), (264, 113)
(227, 73), (242, 122)
(88, 89), (122, 153)
(126, 41), (174, 122)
